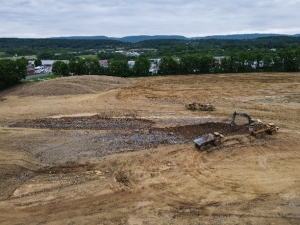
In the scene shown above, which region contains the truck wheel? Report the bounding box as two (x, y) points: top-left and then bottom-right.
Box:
(214, 140), (221, 146)
(205, 144), (211, 150)
(200, 146), (206, 151)
(255, 133), (262, 138)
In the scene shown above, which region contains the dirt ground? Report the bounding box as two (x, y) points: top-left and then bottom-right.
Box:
(0, 74), (300, 225)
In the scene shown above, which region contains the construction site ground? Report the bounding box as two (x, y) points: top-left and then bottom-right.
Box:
(0, 73), (300, 224)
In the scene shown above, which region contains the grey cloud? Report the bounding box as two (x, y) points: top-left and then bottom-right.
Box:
(1, 0), (300, 38)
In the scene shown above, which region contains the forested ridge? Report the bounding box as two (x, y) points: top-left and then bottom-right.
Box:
(0, 38), (127, 51)
(1, 36), (300, 52)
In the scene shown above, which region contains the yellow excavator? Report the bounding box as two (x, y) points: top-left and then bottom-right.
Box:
(230, 111), (279, 137)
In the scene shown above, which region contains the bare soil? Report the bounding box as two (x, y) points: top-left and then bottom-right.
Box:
(0, 73), (300, 224)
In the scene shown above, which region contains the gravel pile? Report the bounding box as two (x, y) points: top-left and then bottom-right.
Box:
(11, 116), (154, 130)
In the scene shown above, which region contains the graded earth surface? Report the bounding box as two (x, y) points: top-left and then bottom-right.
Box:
(0, 73), (300, 224)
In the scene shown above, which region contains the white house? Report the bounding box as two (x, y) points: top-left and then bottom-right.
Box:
(128, 61), (135, 69)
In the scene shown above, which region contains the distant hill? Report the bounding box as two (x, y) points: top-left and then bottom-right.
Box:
(51, 35), (188, 43)
(52, 36), (111, 40)
(2, 35), (300, 50)
(119, 35), (188, 43)
(51, 33), (300, 42)
(193, 33), (287, 40)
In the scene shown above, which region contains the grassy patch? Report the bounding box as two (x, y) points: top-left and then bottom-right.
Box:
(22, 74), (59, 83)
(78, 55), (98, 60)
(2, 55), (36, 60)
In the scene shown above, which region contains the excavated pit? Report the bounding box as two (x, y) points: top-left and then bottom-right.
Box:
(10, 116), (250, 163)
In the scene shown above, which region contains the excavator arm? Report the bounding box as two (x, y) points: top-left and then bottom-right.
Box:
(230, 111), (253, 127)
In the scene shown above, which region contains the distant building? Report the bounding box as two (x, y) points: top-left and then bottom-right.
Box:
(26, 61), (35, 75)
(126, 51), (140, 57)
(26, 68), (35, 75)
(149, 58), (161, 75)
(251, 61), (264, 69)
(214, 56), (225, 66)
(28, 60), (69, 67)
(41, 60), (69, 67)
(128, 61), (135, 69)
(99, 59), (108, 67)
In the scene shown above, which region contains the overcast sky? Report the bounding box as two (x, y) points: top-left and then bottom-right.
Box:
(1, 0), (300, 38)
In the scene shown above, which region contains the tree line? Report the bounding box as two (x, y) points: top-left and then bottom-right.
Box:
(52, 49), (300, 77)
(52, 56), (151, 77)
(0, 47), (299, 90)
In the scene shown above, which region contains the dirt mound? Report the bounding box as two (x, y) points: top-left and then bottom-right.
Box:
(155, 122), (249, 139)
(7, 75), (135, 97)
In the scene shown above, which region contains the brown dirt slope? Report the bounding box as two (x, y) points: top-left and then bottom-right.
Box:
(3, 75), (136, 97)
(0, 73), (300, 225)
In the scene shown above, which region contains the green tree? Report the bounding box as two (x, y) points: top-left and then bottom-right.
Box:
(261, 54), (274, 72)
(198, 56), (215, 74)
(0, 58), (26, 89)
(68, 60), (79, 75)
(236, 52), (254, 72)
(34, 58), (42, 67)
(180, 55), (200, 74)
(273, 56), (283, 72)
(159, 56), (179, 75)
(108, 60), (131, 77)
(52, 61), (69, 76)
(220, 56), (236, 73)
(281, 50), (300, 72)
(133, 56), (150, 76)
(85, 58), (104, 75)
(69, 58), (106, 75)
(15, 58), (28, 78)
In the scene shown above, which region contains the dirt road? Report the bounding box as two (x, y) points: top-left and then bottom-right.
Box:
(0, 74), (300, 224)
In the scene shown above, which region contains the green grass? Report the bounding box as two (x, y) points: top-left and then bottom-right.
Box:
(21, 74), (59, 83)
(1, 55), (36, 60)
(78, 54), (98, 60)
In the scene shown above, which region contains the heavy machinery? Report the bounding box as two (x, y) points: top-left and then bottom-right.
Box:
(230, 111), (255, 127)
(249, 122), (279, 137)
(185, 102), (198, 110)
(230, 111), (279, 137)
(194, 132), (225, 150)
(185, 102), (216, 111)
(199, 103), (216, 111)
